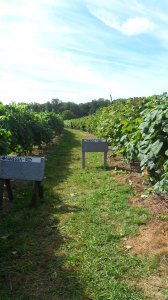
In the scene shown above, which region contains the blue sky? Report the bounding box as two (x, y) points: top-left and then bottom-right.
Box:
(0, 0), (168, 104)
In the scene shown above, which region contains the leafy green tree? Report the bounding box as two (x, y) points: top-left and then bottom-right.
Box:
(62, 110), (76, 120)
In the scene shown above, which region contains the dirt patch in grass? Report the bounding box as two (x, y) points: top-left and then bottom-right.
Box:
(130, 194), (168, 215)
(108, 155), (168, 254)
(124, 219), (168, 256)
(128, 252), (168, 300)
(129, 273), (168, 300)
(108, 155), (168, 299)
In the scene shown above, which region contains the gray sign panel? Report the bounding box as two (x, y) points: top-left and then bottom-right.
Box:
(82, 139), (108, 168)
(82, 139), (108, 152)
(0, 156), (45, 181)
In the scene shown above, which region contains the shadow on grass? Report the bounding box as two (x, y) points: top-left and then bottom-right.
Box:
(0, 129), (91, 299)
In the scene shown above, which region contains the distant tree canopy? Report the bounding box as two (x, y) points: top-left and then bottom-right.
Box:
(62, 110), (76, 120)
(28, 98), (111, 120)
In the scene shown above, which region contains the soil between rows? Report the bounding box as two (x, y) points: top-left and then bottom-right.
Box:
(108, 155), (168, 257)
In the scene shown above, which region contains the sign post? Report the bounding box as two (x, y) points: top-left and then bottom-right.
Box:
(0, 156), (45, 209)
(82, 139), (108, 169)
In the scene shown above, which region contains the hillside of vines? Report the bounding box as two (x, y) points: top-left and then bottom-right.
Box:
(65, 93), (168, 193)
(0, 103), (64, 155)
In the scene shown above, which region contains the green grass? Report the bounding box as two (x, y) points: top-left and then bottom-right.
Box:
(0, 129), (162, 299)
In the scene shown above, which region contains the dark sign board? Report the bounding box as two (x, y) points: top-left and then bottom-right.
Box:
(82, 139), (108, 152)
(82, 139), (108, 168)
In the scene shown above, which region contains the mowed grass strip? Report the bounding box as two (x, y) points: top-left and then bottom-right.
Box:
(0, 129), (160, 299)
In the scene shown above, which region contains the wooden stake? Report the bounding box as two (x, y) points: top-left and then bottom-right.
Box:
(5, 179), (14, 202)
(0, 180), (4, 210)
(30, 181), (43, 207)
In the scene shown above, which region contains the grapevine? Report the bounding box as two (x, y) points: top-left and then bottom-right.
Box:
(65, 93), (168, 193)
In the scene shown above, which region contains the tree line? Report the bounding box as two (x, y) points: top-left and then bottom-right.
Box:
(27, 98), (111, 120)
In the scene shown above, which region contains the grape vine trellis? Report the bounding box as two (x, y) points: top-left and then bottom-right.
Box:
(65, 93), (168, 193)
(0, 103), (64, 155)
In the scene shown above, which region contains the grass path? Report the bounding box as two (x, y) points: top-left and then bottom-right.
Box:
(0, 129), (165, 299)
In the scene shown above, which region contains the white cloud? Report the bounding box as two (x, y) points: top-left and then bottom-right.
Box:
(120, 17), (154, 36)
(89, 7), (154, 36)
(88, 0), (168, 40)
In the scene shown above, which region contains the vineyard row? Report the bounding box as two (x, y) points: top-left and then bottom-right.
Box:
(0, 103), (64, 155)
(65, 93), (168, 193)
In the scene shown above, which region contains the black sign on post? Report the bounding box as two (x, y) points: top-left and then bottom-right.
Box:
(82, 139), (108, 169)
